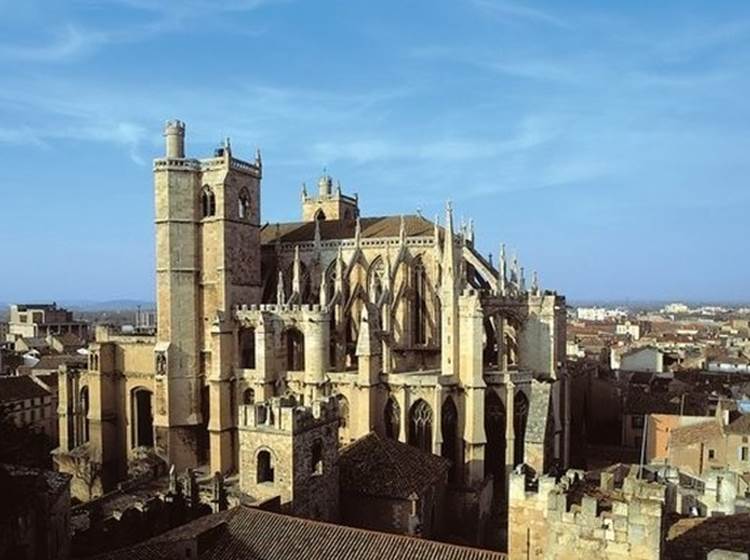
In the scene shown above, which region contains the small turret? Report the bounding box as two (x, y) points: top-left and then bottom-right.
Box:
(164, 119), (186, 158)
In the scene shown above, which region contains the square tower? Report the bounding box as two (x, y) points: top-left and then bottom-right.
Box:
(237, 395), (340, 522)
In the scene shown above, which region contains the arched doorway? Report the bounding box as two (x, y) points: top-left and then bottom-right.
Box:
(131, 387), (154, 448)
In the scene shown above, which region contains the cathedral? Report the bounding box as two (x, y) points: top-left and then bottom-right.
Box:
(55, 120), (569, 539)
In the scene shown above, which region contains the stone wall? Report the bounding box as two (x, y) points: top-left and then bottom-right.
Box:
(508, 468), (666, 560)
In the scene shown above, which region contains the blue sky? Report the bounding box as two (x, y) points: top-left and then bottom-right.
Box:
(1, 0), (748, 303)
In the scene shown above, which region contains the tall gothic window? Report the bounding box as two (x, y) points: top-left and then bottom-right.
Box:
(441, 397), (458, 482)
(239, 327), (256, 369)
(286, 328), (305, 371)
(202, 186), (216, 217)
(384, 397), (400, 439)
(408, 399), (433, 453)
(80, 386), (90, 445)
(413, 259), (428, 345)
(484, 390), (506, 479)
(514, 392), (529, 467)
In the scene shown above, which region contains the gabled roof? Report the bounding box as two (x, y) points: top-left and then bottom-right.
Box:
(339, 432), (450, 499)
(260, 215), (436, 245)
(0, 375), (50, 403)
(88, 506), (506, 560)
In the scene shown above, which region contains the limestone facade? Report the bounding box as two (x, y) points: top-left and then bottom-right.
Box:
(55, 121), (569, 537)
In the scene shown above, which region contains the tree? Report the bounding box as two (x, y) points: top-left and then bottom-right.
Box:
(73, 452), (102, 501)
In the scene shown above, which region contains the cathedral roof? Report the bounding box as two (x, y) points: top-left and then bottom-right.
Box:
(339, 432), (450, 500)
(260, 215), (436, 244)
(88, 505), (506, 560)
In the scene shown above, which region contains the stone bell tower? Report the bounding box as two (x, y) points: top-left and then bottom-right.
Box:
(153, 120), (263, 471)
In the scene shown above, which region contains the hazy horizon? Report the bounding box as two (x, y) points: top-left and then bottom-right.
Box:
(1, 1), (748, 302)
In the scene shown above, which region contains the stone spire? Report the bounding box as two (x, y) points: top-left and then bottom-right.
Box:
(442, 202), (457, 281)
(319, 268), (328, 307)
(498, 243), (507, 296)
(255, 147), (262, 168)
(313, 218), (322, 260)
(301, 182), (308, 202)
(399, 215), (406, 246)
(335, 246), (345, 296)
(354, 216), (361, 248)
(276, 270), (285, 305)
(531, 271), (540, 296)
(440, 201), (459, 377)
(520, 266), (526, 293)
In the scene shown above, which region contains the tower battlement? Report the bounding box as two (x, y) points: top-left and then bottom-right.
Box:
(509, 467), (666, 560)
(238, 396), (339, 434)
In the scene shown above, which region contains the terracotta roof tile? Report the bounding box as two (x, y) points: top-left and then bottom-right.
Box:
(339, 432), (450, 499)
(88, 506), (506, 560)
(669, 419), (723, 446)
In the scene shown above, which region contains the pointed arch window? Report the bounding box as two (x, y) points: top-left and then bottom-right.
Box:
(202, 186), (216, 217)
(385, 397), (400, 439)
(484, 390), (506, 478)
(441, 397), (458, 481)
(285, 327), (305, 371)
(408, 399), (433, 453)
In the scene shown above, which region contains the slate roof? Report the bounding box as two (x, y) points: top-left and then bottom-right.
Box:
(88, 506), (507, 560)
(339, 432), (450, 499)
(0, 375), (50, 403)
(260, 215), (436, 245)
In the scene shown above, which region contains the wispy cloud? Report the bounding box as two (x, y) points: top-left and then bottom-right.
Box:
(471, 0), (569, 29)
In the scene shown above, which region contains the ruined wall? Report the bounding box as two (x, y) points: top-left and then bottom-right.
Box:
(508, 470), (666, 560)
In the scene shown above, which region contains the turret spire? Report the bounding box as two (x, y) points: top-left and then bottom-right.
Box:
(276, 270), (285, 305)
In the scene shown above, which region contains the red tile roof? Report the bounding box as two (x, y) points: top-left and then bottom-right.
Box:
(88, 506), (506, 560)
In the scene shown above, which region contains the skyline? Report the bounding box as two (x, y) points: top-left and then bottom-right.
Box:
(2, 1), (749, 302)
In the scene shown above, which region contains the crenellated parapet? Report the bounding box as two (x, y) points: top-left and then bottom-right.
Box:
(509, 467), (666, 560)
(237, 395), (339, 435)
